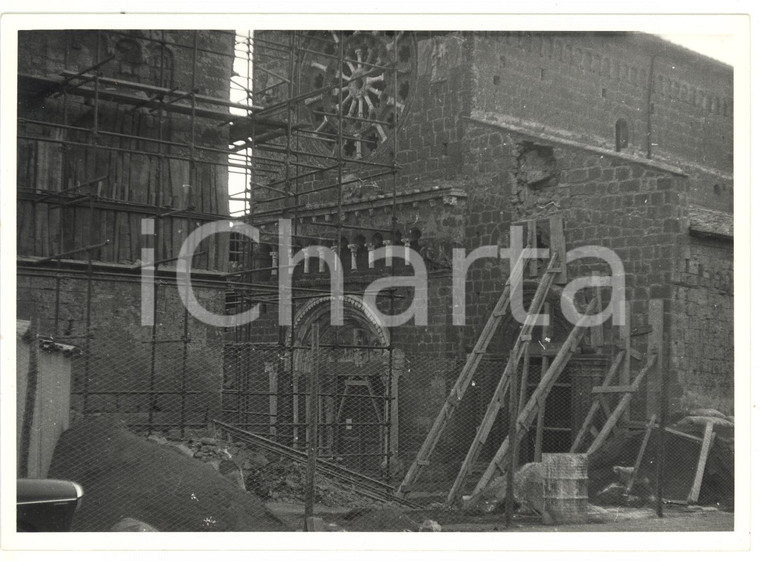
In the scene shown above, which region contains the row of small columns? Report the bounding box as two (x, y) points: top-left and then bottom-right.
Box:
(268, 239), (414, 277)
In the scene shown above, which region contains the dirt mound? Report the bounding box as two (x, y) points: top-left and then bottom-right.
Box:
(48, 417), (286, 531)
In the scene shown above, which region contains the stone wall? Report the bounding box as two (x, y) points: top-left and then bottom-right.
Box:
(671, 235), (734, 413)
(17, 270), (228, 424)
(471, 32), (732, 173)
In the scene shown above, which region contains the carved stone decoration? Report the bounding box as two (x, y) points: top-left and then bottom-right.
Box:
(298, 31), (416, 160)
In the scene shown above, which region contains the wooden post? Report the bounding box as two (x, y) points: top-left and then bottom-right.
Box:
(586, 353), (657, 455)
(548, 214), (567, 284)
(534, 302), (552, 463)
(621, 301), (632, 423)
(505, 353), (520, 528)
(518, 344), (531, 413)
(569, 350), (626, 453)
(268, 362), (278, 439)
(469, 296), (599, 502)
(688, 422), (715, 504)
(397, 250), (529, 497)
(649, 299), (665, 517)
(626, 414), (657, 495)
(446, 254), (558, 505)
(527, 219), (538, 278)
(304, 323), (319, 530)
(590, 270), (604, 351)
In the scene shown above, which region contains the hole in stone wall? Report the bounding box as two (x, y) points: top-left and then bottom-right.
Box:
(615, 119), (629, 152)
(601, 87), (607, 98)
(493, 75), (501, 86)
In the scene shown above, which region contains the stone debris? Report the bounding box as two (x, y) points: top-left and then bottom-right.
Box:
(143, 430), (381, 510)
(418, 519), (442, 532)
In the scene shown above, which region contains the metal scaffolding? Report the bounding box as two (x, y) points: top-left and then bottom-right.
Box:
(17, 30), (407, 475)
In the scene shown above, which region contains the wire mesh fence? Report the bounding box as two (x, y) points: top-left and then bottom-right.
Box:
(18, 314), (729, 531)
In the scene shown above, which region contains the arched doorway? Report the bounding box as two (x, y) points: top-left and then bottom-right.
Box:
(289, 296), (398, 476)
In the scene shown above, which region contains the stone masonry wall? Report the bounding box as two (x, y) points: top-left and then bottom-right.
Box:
(17, 271), (228, 425)
(460, 119), (693, 419)
(671, 236), (734, 413)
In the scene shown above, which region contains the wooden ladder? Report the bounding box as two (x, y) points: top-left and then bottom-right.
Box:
(445, 252), (559, 505)
(465, 295), (600, 504)
(395, 249), (530, 497)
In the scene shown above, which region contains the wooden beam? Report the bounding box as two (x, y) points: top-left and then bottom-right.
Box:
(586, 353), (657, 455)
(533, 302), (551, 463)
(468, 296), (599, 503)
(268, 362), (278, 439)
(527, 219), (538, 277)
(626, 414), (657, 495)
(446, 253), (559, 505)
(396, 250), (529, 496)
(687, 422), (715, 504)
(569, 350), (625, 453)
(591, 269), (604, 350)
(549, 214), (567, 284)
(620, 300), (632, 422)
(591, 385), (637, 395)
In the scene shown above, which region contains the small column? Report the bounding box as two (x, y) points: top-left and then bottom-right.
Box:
(401, 238), (411, 264)
(366, 243), (376, 269)
(331, 245), (339, 271)
(303, 249), (311, 274)
(348, 244), (359, 271)
(270, 251), (279, 278)
(318, 247), (327, 273)
(382, 240), (393, 267)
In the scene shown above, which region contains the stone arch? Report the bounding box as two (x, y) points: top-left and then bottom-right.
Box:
(288, 294), (391, 349)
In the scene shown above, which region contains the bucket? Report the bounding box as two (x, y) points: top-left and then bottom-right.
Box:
(542, 453), (588, 525)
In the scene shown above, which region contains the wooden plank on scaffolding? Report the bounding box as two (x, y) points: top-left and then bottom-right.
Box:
(527, 219), (537, 277)
(586, 352), (657, 455)
(533, 302), (552, 463)
(467, 296), (599, 504)
(687, 421), (715, 504)
(396, 249), (530, 497)
(569, 350), (626, 453)
(446, 253), (558, 505)
(268, 361), (278, 439)
(648, 299), (664, 418)
(591, 269), (604, 350)
(626, 414), (657, 495)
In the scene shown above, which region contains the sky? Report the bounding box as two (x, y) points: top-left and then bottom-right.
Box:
(659, 34), (735, 66)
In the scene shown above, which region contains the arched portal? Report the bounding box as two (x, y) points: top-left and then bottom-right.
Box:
(288, 296), (398, 476)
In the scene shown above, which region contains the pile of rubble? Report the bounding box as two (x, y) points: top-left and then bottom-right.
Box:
(143, 429), (381, 509)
